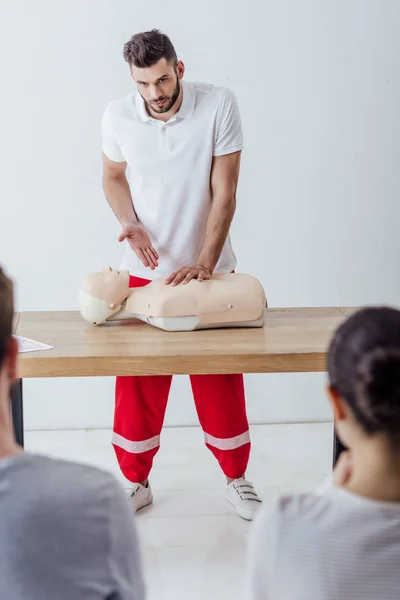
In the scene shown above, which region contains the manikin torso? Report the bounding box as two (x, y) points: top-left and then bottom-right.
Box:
(79, 268), (267, 332)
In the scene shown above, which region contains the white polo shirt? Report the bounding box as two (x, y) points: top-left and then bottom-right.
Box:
(102, 80), (243, 279)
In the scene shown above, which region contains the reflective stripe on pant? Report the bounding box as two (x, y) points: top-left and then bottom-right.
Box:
(112, 275), (251, 483)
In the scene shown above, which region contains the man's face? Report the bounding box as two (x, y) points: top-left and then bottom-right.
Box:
(131, 58), (184, 115)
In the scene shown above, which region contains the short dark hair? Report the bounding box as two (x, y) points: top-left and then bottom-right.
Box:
(123, 29), (178, 68)
(0, 265), (14, 369)
(327, 306), (400, 438)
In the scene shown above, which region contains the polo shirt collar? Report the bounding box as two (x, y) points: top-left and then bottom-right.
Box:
(177, 80), (195, 119)
(135, 79), (195, 123)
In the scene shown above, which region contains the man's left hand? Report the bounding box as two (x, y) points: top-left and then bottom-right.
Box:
(165, 265), (211, 286)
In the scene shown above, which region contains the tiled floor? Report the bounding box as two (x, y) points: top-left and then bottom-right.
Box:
(25, 423), (333, 600)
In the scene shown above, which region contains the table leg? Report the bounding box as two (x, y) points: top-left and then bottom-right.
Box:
(333, 427), (346, 467)
(11, 379), (24, 448)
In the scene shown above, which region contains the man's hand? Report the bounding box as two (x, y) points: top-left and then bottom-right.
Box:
(165, 265), (211, 286)
(118, 223), (159, 270)
(332, 450), (352, 488)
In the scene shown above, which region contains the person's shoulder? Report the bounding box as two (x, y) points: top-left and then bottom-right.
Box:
(249, 493), (333, 562)
(103, 92), (138, 120)
(25, 454), (122, 507)
(256, 492), (333, 532)
(191, 81), (238, 106)
(276, 492), (334, 518)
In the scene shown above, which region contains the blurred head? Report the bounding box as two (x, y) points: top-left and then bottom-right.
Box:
(123, 29), (184, 115)
(327, 307), (400, 450)
(0, 265), (18, 398)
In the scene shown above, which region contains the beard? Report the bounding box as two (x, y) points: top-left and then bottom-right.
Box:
(143, 75), (181, 115)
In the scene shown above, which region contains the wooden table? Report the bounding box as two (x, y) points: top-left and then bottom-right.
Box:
(13, 307), (356, 461)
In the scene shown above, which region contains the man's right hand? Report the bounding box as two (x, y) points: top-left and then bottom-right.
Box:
(118, 223), (159, 270)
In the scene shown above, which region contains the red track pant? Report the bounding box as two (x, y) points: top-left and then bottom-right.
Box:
(112, 275), (251, 483)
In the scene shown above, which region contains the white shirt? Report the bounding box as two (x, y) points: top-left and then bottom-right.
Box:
(246, 485), (400, 600)
(102, 80), (243, 279)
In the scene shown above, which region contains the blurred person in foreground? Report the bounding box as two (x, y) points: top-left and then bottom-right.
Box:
(247, 306), (400, 600)
(0, 264), (145, 600)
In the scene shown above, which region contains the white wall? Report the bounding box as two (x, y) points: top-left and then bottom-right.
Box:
(1, 1), (399, 431)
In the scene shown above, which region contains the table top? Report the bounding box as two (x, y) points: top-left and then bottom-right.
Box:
(14, 307), (359, 378)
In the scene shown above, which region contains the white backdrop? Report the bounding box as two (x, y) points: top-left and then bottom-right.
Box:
(0, 0), (399, 430)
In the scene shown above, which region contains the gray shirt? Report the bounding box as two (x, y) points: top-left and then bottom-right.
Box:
(0, 453), (145, 600)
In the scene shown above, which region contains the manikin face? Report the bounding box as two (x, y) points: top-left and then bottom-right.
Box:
(82, 268), (130, 305)
(130, 58), (185, 116)
(96, 267), (130, 287)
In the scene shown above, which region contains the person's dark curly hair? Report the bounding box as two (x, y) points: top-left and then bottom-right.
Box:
(328, 306), (400, 438)
(123, 29), (178, 68)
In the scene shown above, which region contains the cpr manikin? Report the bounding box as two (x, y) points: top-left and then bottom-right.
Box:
(79, 268), (267, 332)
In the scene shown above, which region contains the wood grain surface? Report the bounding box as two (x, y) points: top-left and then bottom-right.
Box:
(15, 307), (359, 378)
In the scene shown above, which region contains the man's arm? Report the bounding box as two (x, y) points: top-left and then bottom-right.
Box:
(165, 150), (241, 285)
(102, 153), (158, 270)
(102, 154), (137, 226)
(198, 150), (241, 272)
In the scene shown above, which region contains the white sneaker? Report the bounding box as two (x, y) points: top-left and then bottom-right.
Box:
(129, 481), (153, 513)
(226, 478), (262, 521)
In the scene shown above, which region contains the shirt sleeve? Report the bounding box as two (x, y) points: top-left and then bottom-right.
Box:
(102, 105), (126, 163)
(213, 88), (244, 157)
(107, 481), (146, 600)
(245, 503), (279, 600)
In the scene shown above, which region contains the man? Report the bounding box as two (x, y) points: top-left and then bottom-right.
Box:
(0, 265), (144, 599)
(102, 29), (262, 520)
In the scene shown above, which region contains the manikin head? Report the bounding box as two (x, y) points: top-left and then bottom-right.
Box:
(0, 265), (19, 446)
(123, 29), (185, 120)
(79, 267), (130, 325)
(327, 307), (400, 456)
